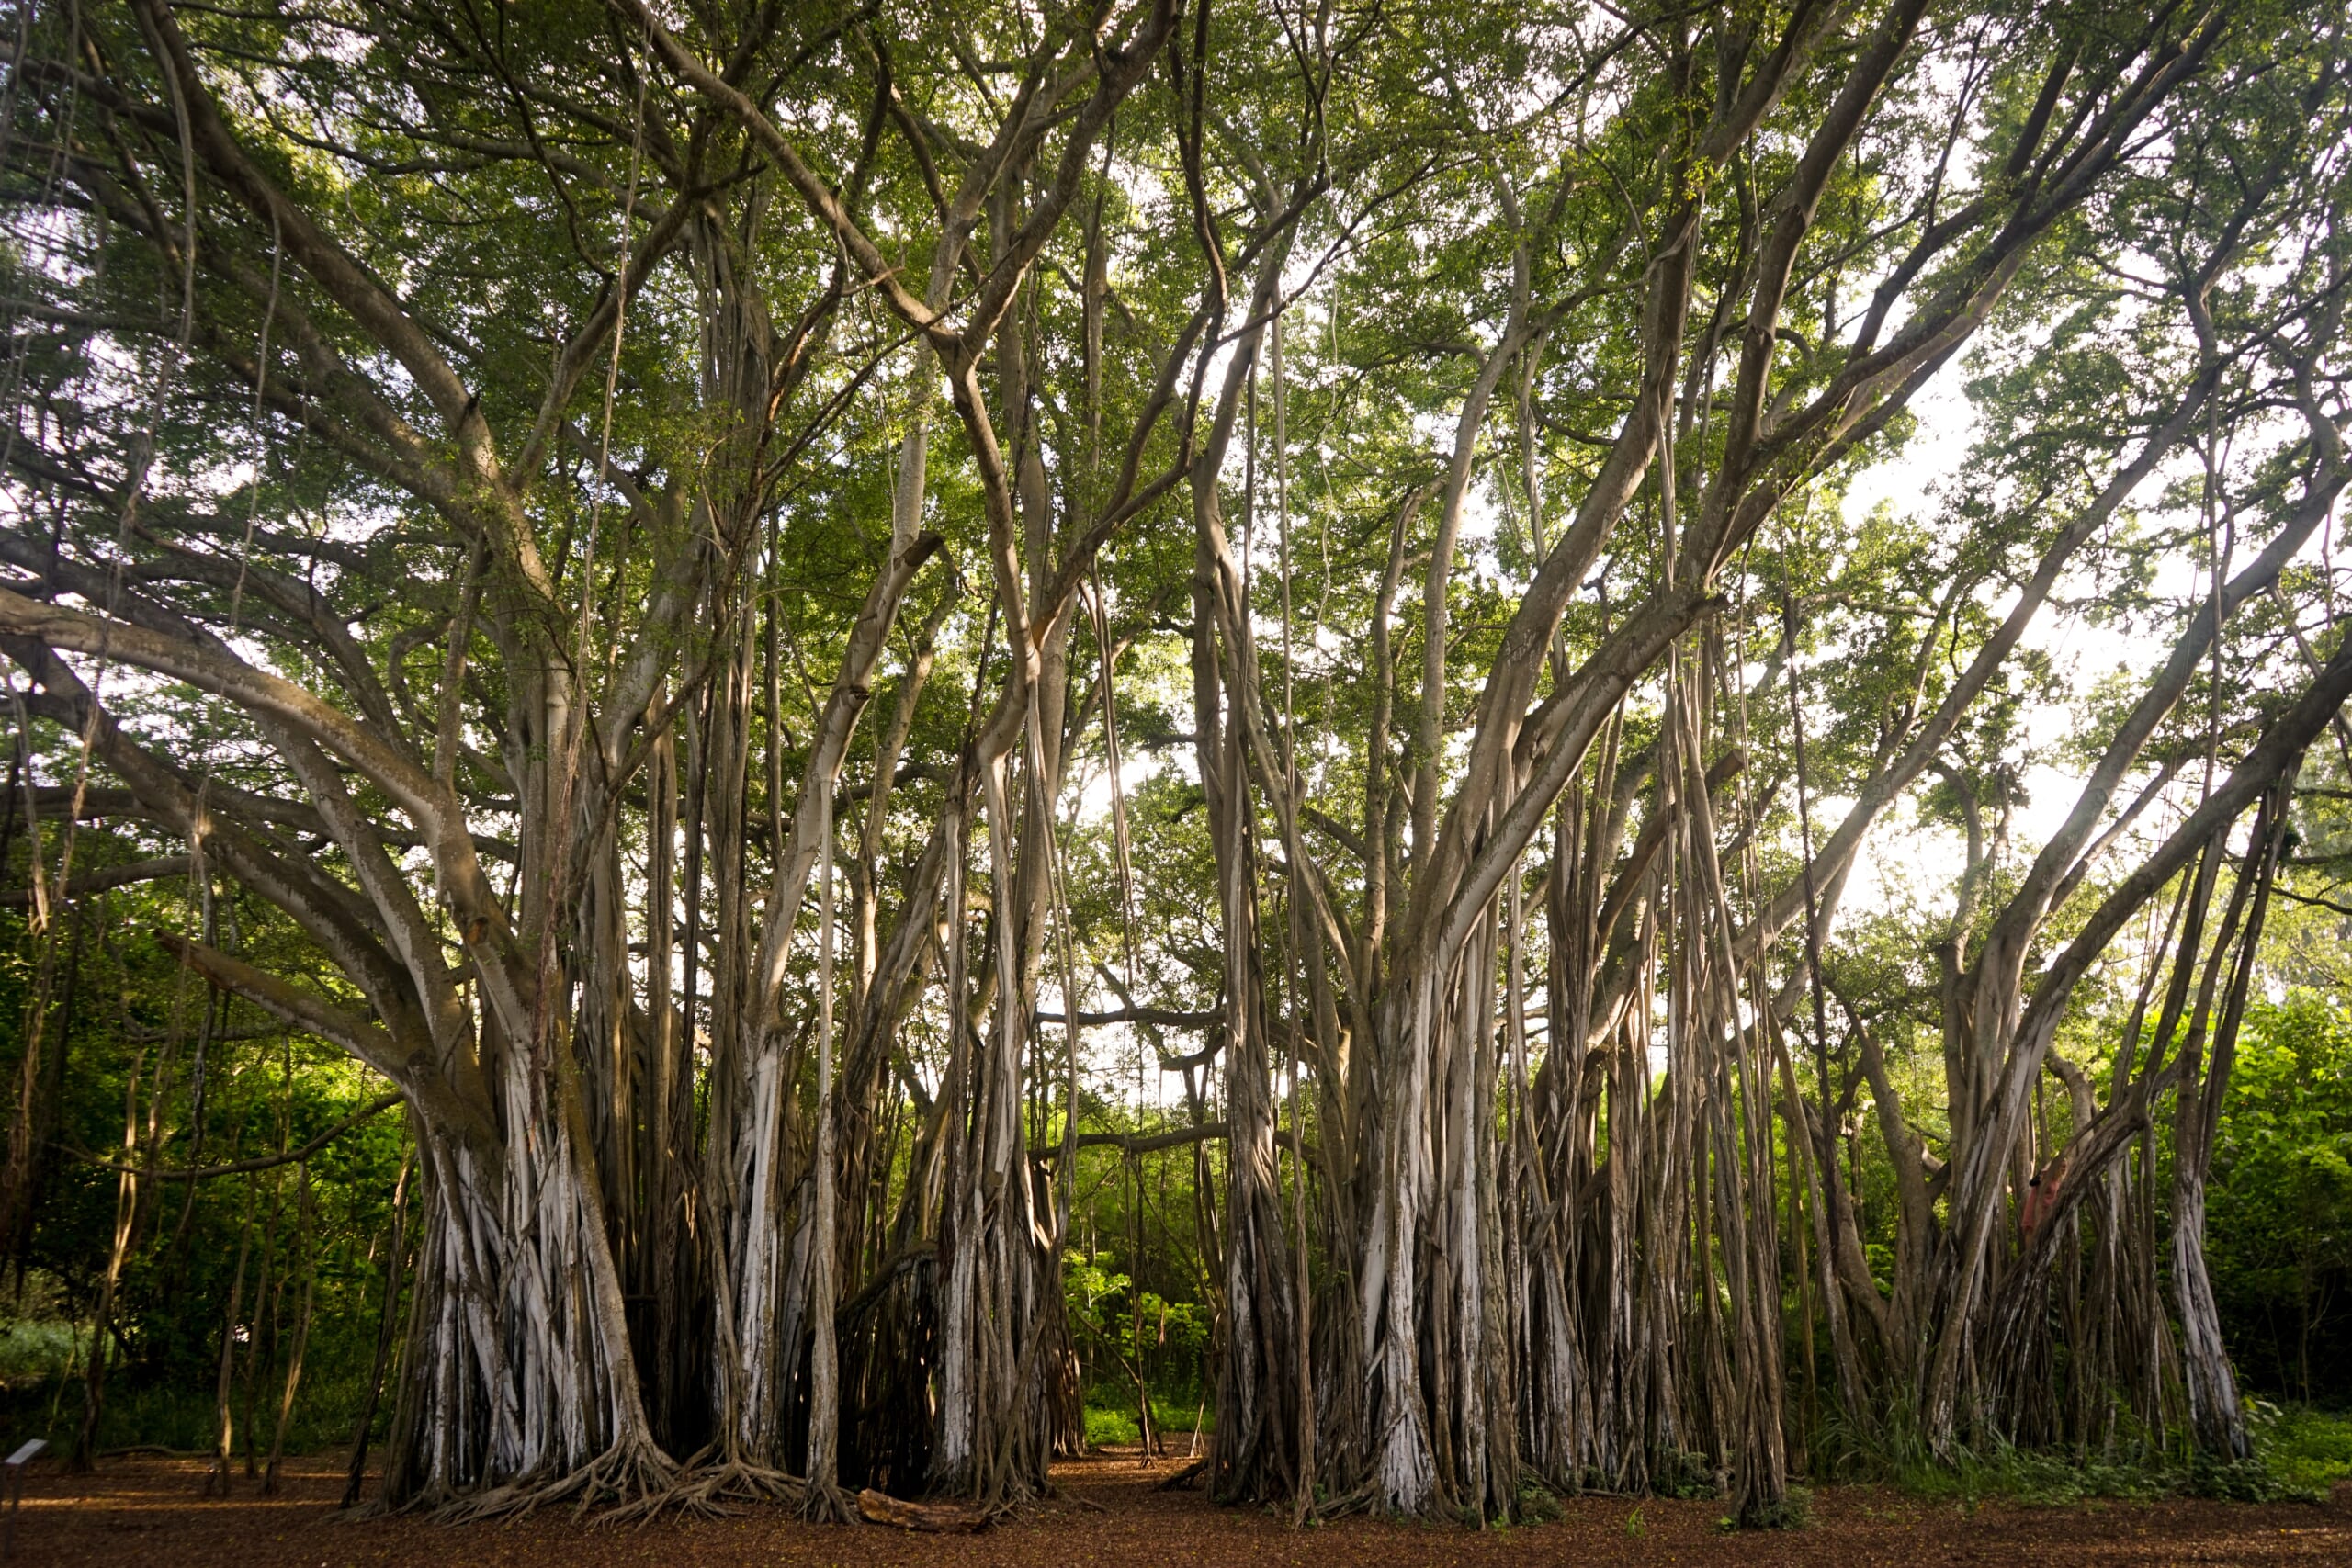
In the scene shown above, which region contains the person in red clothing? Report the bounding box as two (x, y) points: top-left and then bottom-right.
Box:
(2021, 1154), (2069, 1237)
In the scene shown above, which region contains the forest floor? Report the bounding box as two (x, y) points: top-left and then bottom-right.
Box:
(8, 1447), (2350, 1566)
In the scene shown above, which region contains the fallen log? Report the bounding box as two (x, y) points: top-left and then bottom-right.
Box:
(855, 1488), (987, 1532)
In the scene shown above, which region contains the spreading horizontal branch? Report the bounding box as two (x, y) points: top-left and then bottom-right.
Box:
(1034, 1005), (1220, 1032)
(1033, 1122), (1230, 1162)
(0, 855), (189, 907)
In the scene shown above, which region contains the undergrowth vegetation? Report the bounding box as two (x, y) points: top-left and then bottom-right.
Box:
(1815, 1402), (2352, 1506)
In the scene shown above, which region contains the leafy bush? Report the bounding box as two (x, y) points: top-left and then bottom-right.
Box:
(2249, 1404), (2352, 1497)
(2210, 995), (2352, 1403)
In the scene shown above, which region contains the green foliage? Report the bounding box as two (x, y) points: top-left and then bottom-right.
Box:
(1080, 1397), (1208, 1449)
(0, 878), (410, 1461)
(1061, 1225), (1214, 1419)
(2249, 1404), (2352, 1497)
(1825, 1404), (2346, 1507)
(1755, 1483), (1813, 1529)
(1862, 1433), (2191, 1506)
(2209, 994), (2352, 1402)
(1653, 1448), (1722, 1499)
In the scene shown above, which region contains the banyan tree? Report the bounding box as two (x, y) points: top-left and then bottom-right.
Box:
(1, 0), (2347, 1528)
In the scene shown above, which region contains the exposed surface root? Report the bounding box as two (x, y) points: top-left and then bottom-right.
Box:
(1155, 1457), (1207, 1491)
(795, 1476), (854, 1524)
(611, 1452), (802, 1522)
(1305, 1481), (1374, 1517)
(430, 1432), (679, 1524)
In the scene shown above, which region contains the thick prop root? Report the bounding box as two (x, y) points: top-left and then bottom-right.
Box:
(796, 1476), (855, 1524)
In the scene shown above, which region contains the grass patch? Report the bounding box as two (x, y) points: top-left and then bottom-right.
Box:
(1080, 1396), (1208, 1448)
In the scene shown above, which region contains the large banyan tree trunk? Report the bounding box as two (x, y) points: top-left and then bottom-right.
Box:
(387, 1043), (663, 1509)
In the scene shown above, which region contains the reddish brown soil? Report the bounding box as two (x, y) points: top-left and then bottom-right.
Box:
(9, 1448), (2348, 1567)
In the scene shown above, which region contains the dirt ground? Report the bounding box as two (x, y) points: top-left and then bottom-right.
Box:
(7, 1448), (2348, 1567)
